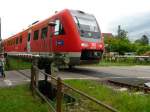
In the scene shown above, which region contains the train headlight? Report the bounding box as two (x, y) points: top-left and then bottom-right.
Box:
(81, 43), (89, 47)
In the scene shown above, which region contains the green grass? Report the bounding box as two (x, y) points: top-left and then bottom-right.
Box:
(0, 85), (49, 112)
(5, 57), (31, 70)
(64, 80), (150, 112)
(98, 61), (138, 66)
(98, 60), (150, 66)
(5, 57), (150, 70)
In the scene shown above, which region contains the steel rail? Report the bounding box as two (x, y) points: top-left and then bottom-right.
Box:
(16, 70), (31, 79)
(108, 80), (150, 93)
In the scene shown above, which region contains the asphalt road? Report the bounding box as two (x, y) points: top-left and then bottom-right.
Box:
(0, 66), (150, 87)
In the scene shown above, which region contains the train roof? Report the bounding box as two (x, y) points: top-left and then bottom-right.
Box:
(4, 9), (93, 41)
(3, 9), (70, 41)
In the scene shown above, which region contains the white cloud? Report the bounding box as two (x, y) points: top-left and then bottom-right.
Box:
(0, 0), (150, 39)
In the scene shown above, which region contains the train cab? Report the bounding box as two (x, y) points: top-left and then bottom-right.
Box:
(69, 10), (104, 64)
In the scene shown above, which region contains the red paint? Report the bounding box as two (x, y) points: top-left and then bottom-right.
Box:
(3, 9), (104, 63)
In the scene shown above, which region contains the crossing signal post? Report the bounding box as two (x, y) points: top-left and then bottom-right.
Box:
(0, 17), (2, 41)
(0, 17), (5, 78)
(0, 17), (2, 53)
(0, 17), (2, 52)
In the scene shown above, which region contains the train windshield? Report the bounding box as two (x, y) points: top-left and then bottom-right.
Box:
(71, 10), (101, 39)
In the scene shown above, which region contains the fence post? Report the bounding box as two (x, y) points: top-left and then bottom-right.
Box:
(35, 66), (39, 88)
(31, 57), (38, 95)
(44, 64), (49, 82)
(56, 77), (63, 112)
(30, 64), (35, 95)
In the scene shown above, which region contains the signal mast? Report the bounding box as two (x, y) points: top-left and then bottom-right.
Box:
(0, 17), (3, 54)
(0, 17), (3, 53)
(0, 17), (5, 78)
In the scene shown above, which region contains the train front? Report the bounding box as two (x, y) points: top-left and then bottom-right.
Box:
(71, 10), (104, 64)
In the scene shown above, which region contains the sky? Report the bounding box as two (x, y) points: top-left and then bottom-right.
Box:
(0, 0), (150, 41)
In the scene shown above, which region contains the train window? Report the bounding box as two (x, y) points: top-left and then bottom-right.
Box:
(11, 40), (13, 45)
(13, 39), (15, 45)
(16, 37), (18, 45)
(54, 19), (65, 36)
(41, 27), (48, 39)
(28, 33), (31, 41)
(20, 36), (22, 44)
(7, 41), (9, 46)
(11, 40), (12, 46)
(33, 30), (39, 40)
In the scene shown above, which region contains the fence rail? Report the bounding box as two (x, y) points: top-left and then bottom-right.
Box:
(31, 64), (118, 112)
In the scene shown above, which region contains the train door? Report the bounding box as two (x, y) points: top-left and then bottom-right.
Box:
(27, 31), (31, 52)
(52, 19), (66, 52)
(41, 27), (48, 52)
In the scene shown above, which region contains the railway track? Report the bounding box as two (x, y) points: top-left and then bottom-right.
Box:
(108, 79), (150, 93)
(16, 68), (150, 94)
(16, 70), (31, 79)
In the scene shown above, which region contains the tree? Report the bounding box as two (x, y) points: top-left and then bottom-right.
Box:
(117, 25), (128, 39)
(104, 35), (134, 55)
(135, 35), (149, 45)
(136, 45), (150, 55)
(141, 35), (149, 45)
(104, 26), (135, 55)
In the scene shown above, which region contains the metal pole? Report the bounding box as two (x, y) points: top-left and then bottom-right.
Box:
(0, 17), (2, 52)
(0, 17), (1, 41)
(0, 17), (2, 54)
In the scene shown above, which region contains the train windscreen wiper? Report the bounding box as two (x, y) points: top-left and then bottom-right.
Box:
(75, 16), (80, 28)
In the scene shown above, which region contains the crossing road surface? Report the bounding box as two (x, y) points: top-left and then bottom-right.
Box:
(0, 66), (150, 87)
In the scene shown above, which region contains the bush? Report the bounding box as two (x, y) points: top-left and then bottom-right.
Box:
(136, 45), (150, 55)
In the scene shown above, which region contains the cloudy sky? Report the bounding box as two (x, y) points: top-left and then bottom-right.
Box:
(0, 0), (150, 41)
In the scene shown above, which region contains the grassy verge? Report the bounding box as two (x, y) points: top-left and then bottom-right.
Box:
(5, 57), (150, 70)
(64, 80), (150, 112)
(5, 57), (31, 70)
(98, 61), (138, 66)
(98, 60), (150, 66)
(0, 85), (49, 112)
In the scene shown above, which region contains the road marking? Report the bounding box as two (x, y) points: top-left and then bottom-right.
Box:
(63, 77), (100, 80)
(137, 77), (150, 79)
(10, 79), (30, 82)
(4, 79), (12, 86)
(104, 77), (150, 79)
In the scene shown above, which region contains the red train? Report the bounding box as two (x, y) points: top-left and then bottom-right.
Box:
(3, 9), (104, 67)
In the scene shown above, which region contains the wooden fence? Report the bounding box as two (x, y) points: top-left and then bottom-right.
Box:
(30, 62), (118, 112)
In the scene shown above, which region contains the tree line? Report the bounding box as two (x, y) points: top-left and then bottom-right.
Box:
(104, 25), (150, 55)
